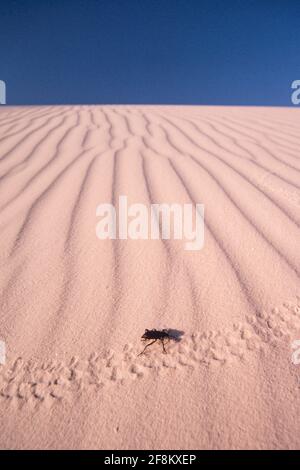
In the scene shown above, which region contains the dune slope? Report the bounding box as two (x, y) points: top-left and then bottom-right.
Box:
(0, 105), (299, 449)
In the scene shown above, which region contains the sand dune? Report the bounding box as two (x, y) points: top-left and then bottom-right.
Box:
(0, 105), (299, 449)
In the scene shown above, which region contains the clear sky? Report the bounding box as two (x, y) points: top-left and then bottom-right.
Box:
(1, 0), (300, 105)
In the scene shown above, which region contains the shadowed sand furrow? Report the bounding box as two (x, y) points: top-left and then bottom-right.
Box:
(0, 105), (299, 450)
(159, 128), (300, 278)
(0, 106), (57, 127)
(184, 108), (300, 167)
(148, 110), (300, 229)
(245, 116), (300, 140)
(178, 114), (300, 224)
(0, 114), (71, 183)
(154, 108), (300, 183)
(0, 107), (73, 164)
(9, 147), (96, 257)
(145, 109), (300, 239)
(39, 153), (110, 356)
(0, 106), (72, 130)
(206, 113), (300, 171)
(0, 113), (83, 215)
(129, 110), (296, 308)
(170, 111), (300, 187)
(140, 138), (255, 330)
(0, 113), (113, 248)
(232, 115), (300, 148)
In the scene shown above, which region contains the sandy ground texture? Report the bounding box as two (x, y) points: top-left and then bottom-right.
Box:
(0, 105), (299, 449)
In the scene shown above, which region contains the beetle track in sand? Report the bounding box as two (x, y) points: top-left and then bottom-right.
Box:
(0, 297), (300, 409)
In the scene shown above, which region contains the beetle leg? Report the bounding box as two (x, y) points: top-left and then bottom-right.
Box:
(161, 339), (167, 354)
(138, 339), (157, 356)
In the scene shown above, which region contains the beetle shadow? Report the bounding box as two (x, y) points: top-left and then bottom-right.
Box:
(165, 329), (184, 342)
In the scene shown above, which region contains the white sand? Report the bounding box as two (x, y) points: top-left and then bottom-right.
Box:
(0, 105), (299, 449)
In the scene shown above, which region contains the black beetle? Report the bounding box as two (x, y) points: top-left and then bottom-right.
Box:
(138, 328), (172, 356)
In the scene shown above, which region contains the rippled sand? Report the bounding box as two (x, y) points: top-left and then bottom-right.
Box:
(0, 105), (299, 449)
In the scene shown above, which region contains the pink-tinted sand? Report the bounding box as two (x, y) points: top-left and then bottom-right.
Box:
(0, 105), (299, 449)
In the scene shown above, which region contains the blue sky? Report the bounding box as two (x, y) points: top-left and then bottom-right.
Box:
(1, 0), (300, 105)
